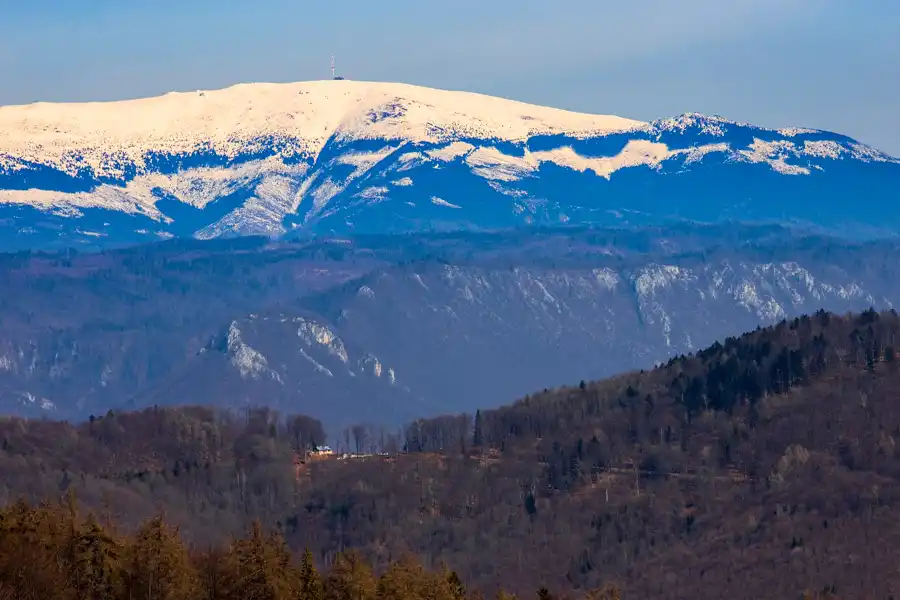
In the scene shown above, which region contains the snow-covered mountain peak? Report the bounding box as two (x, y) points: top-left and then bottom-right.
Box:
(650, 112), (827, 138)
(0, 79), (898, 250)
(0, 79), (645, 169)
(651, 112), (742, 135)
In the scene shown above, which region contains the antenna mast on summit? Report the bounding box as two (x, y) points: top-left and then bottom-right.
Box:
(331, 55), (335, 80)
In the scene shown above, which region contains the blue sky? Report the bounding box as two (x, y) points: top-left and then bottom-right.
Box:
(2, 0), (898, 154)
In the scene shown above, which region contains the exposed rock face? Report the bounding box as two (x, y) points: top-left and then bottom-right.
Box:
(0, 227), (894, 431)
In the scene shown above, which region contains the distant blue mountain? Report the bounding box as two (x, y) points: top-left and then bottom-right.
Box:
(0, 225), (897, 430)
(0, 81), (896, 251)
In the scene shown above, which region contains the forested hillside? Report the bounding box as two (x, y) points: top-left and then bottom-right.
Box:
(1, 309), (899, 598)
(1, 498), (622, 600)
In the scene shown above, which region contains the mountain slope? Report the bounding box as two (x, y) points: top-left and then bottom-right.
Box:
(1, 81), (897, 250)
(2, 311), (900, 599)
(160, 242), (894, 429)
(1, 226), (893, 431)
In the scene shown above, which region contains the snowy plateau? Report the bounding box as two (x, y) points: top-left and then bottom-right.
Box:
(1, 80), (898, 251)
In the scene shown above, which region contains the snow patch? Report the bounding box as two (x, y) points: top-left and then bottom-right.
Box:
(675, 142), (731, 165)
(738, 139), (810, 175)
(778, 127), (818, 137)
(431, 196), (461, 208)
(652, 113), (733, 136)
(849, 143), (898, 163)
(732, 281), (786, 321)
(465, 139), (672, 182)
(465, 147), (536, 181)
(803, 140), (845, 160)
(634, 265), (695, 296)
(592, 268), (620, 291)
(426, 141), (475, 162)
(298, 347), (334, 377)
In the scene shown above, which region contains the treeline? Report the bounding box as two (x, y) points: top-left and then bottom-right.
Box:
(386, 308), (900, 523)
(0, 496), (622, 600)
(0, 404), (336, 540)
(398, 308), (900, 455)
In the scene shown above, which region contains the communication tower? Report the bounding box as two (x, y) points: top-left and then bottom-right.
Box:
(331, 55), (345, 80)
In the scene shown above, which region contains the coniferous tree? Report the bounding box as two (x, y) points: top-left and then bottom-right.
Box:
(376, 554), (427, 600)
(325, 550), (376, 600)
(194, 545), (229, 600)
(583, 584), (621, 600)
(298, 549), (324, 600)
(71, 513), (124, 600)
(125, 514), (198, 600)
(537, 587), (555, 600)
(445, 569), (467, 600)
(222, 521), (298, 600)
(0, 500), (69, 600)
(473, 410), (484, 448)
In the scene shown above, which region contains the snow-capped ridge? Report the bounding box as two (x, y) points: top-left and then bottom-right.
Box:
(0, 79), (645, 179)
(0, 80), (898, 247)
(651, 113), (819, 141)
(651, 112), (745, 136)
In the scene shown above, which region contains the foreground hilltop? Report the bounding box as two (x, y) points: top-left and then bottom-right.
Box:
(1, 309), (900, 598)
(0, 80), (897, 250)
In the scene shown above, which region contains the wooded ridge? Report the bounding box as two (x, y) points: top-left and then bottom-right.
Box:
(1, 309), (898, 598)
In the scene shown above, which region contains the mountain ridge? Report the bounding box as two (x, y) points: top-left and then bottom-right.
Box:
(4, 80), (894, 184)
(2, 225), (897, 433)
(0, 80), (644, 173)
(1, 80), (898, 251)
